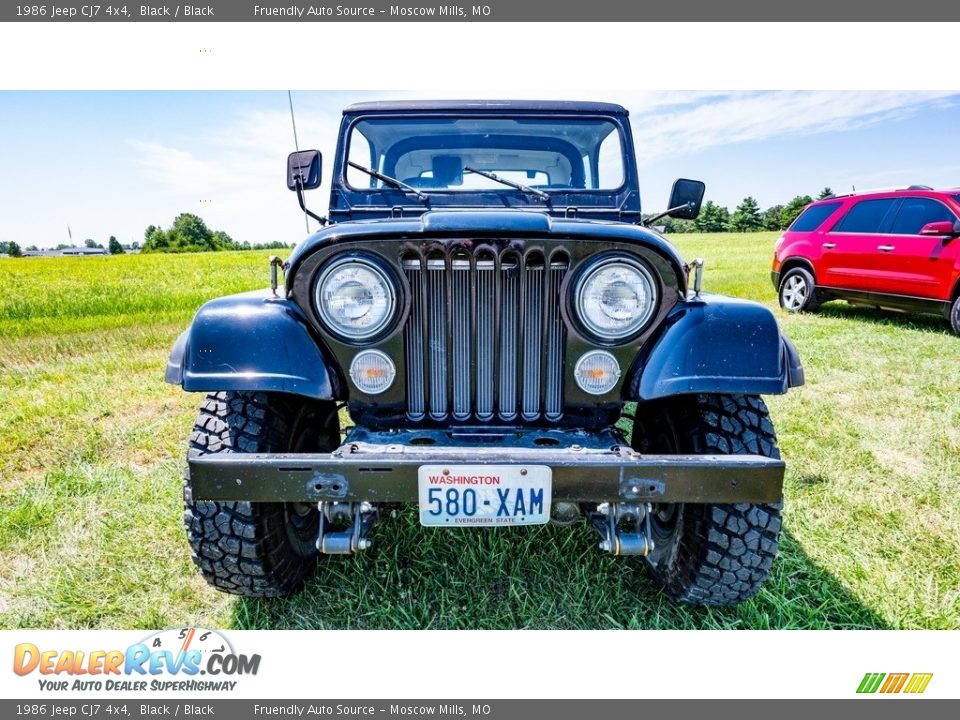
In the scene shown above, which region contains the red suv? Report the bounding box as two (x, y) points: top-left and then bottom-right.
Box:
(772, 186), (960, 333)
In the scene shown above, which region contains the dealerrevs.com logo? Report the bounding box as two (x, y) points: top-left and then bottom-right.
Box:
(13, 628), (260, 692)
(857, 673), (933, 695)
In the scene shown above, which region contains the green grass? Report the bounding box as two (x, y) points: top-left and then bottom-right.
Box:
(1, 236), (958, 629)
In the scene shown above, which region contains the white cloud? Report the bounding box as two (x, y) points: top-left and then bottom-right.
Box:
(626, 91), (957, 164)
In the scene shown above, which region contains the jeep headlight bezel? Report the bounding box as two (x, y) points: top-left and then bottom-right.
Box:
(573, 256), (659, 342)
(314, 256), (397, 342)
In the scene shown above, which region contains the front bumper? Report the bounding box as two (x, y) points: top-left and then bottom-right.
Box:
(188, 427), (784, 505)
(771, 270), (781, 290)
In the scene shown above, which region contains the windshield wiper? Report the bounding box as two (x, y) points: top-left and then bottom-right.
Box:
(464, 166), (550, 202)
(347, 161), (429, 202)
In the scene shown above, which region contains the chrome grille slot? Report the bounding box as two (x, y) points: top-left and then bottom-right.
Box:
(451, 254), (472, 420)
(521, 254), (545, 421)
(475, 255), (496, 420)
(498, 254), (520, 421)
(427, 256), (447, 421)
(403, 256), (426, 421)
(403, 246), (568, 422)
(545, 261), (567, 420)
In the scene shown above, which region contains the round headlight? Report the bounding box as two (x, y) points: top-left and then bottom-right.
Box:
(574, 351), (621, 395)
(349, 350), (396, 394)
(575, 258), (657, 341)
(315, 258), (396, 341)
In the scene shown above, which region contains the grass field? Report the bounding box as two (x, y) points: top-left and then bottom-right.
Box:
(1, 233), (958, 630)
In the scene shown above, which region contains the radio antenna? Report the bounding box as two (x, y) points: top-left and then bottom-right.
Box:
(288, 90), (310, 233)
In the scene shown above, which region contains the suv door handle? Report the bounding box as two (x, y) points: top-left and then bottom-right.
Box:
(822, 242), (836, 249)
(877, 244), (895, 252)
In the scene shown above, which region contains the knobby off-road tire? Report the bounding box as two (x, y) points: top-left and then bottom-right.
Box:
(778, 267), (820, 313)
(183, 391), (340, 597)
(632, 394), (783, 606)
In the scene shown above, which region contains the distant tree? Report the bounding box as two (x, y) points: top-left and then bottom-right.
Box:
(656, 216), (696, 234)
(817, 187), (834, 200)
(142, 214), (235, 253)
(5, 241), (23, 257)
(730, 197), (763, 232)
(694, 201), (731, 233)
(144, 225), (169, 251)
(763, 204), (786, 231)
(131, 241), (140, 250)
(781, 195), (815, 228)
(84, 238), (104, 249)
(25, 245), (39, 252)
(235, 239), (299, 250)
(211, 230), (236, 250)
(108, 236), (125, 255)
(55, 243), (75, 250)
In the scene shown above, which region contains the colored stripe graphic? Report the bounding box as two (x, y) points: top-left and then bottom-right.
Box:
(857, 672), (932, 694)
(880, 673), (909, 693)
(857, 673), (885, 693)
(903, 674), (933, 694)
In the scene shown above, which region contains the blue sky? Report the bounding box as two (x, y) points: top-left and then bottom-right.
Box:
(1, 90), (958, 248)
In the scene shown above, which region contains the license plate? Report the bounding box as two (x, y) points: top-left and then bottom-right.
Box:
(418, 465), (552, 527)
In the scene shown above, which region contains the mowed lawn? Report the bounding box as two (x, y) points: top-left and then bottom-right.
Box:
(1, 233), (958, 630)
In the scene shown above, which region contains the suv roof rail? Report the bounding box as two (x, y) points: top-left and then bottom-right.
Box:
(824, 184), (937, 200)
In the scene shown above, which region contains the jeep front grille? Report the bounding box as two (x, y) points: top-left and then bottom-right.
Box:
(402, 249), (568, 423)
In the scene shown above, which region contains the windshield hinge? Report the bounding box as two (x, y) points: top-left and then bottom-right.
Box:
(564, 206), (579, 219)
(391, 206), (404, 219)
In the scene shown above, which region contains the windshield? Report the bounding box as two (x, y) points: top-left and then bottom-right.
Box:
(345, 116), (625, 192)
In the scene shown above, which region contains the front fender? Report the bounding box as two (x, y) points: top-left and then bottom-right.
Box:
(629, 294), (804, 400)
(165, 290), (342, 400)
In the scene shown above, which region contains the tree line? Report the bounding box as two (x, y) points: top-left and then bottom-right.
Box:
(2, 213), (294, 257)
(655, 188), (834, 233)
(141, 213), (293, 253)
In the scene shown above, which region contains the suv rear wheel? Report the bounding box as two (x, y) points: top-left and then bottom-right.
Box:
(950, 295), (960, 335)
(632, 394), (783, 606)
(779, 267), (819, 313)
(183, 391), (341, 597)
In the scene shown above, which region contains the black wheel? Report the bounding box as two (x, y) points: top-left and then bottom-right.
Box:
(183, 391), (340, 597)
(778, 267), (819, 313)
(950, 295), (960, 335)
(631, 394), (783, 606)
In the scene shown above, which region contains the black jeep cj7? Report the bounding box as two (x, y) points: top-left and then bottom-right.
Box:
(166, 100), (804, 606)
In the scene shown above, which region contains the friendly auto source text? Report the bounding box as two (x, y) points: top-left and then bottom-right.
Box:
(253, 705), (490, 716)
(253, 5), (489, 17)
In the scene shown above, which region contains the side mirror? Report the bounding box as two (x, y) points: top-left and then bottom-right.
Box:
(287, 150), (322, 191)
(919, 220), (959, 237)
(667, 178), (706, 220)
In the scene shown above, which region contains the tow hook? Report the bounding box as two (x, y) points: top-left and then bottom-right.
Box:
(316, 501), (379, 554)
(590, 502), (654, 556)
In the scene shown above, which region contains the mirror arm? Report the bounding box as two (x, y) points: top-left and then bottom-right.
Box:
(642, 202), (694, 227)
(295, 177), (327, 226)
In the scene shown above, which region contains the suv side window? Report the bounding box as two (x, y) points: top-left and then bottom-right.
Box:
(831, 198), (899, 233)
(789, 201), (841, 232)
(889, 197), (957, 235)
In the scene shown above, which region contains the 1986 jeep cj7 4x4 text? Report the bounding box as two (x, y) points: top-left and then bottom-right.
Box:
(165, 100), (804, 606)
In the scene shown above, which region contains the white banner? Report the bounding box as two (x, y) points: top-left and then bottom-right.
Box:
(2, 629), (956, 699)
